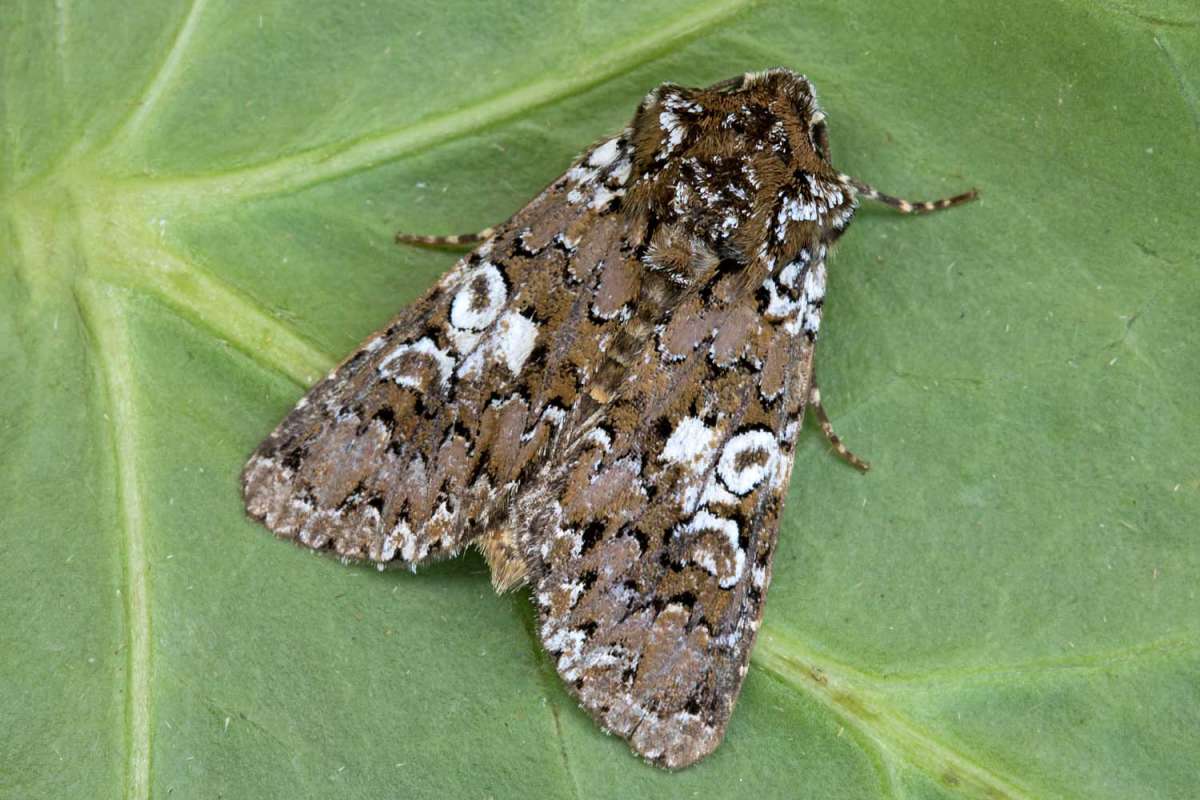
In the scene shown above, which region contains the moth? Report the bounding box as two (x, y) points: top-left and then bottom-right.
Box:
(242, 68), (976, 768)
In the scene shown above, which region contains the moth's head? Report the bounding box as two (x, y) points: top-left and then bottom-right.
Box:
(626, 68), (853, 261)
(706, 69), (831, 162)
(630, 68), (832, 169)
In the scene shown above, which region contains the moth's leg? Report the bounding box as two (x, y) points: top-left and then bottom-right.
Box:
(840, 175), (978, 215)
(395, 226), (497, 248)
(809, 384), (871, 473)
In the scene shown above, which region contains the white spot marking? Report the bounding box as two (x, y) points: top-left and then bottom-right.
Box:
(589, 185), (619, 211)
(584, 427), (612, 451)
(680, 511), (744, 588)
(762, 278), (803, 319)
(699, 475), (738, 507)
(802, 261), (827, 336)
(589, 137), (621, 168)
(455, 347), (486, 379)
(497, 312), (538, 373)
(611, 158), (633, 185)
(718, 430), (780, 496)
(378, 337), (455, 389)
(777, 250), (810, 289)
(659, 111), (685, 153)
(447, 326), (483, 355)
(395, 520), (425, 563)
(660, 416), (715, 467)
(450, 262), (506, 331)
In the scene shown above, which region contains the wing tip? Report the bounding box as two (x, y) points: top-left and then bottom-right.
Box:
(629, 710), (725, 769)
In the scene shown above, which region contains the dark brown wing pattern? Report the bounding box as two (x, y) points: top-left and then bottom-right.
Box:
(520, 247), (827, 766)
(241, 68), (967, 769)
(242, 131), (644, 579)
(504, 71), (852, 767)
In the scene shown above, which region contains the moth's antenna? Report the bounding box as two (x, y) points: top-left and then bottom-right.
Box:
(395, 227), (496, 248)
(840, 174), (978, 214)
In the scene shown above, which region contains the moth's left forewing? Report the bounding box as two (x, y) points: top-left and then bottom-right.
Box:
(241, 132), (642, 572)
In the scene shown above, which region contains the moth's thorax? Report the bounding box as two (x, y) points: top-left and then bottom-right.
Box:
(623, 68), (856, 270)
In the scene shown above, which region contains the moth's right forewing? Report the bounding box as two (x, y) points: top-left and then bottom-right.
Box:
(519, 250), (823, 767)
(511, 76), (849, 768)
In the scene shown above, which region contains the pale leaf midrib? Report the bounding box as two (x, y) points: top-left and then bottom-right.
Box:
(74, 282), (152, 800)
(75, 200), (334, 387)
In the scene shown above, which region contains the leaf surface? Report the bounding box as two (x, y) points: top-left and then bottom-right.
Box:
(3, 1), (1198, 798)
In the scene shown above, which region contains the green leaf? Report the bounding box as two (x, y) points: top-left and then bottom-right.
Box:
(3, 1), (1198, 798)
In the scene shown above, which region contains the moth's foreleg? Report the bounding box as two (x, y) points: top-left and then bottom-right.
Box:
(840, 174), (978, 215)
(809, 384), (870, 473)
(394, 226), (497, 248)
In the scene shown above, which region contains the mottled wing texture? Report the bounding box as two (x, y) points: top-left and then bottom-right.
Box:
(523, 259), (827, 767)
(242, 132), (644, 579)
(243, 68), (858, 768)
(514, 70), (857, 767)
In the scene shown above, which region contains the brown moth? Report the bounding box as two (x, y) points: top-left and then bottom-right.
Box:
(242, 68), (976, 769)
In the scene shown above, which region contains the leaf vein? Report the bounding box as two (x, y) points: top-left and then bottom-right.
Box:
(108, 0), (210, 148)
(1154, 32), (1200, 132)
(754, 627), (1037, 800)
(519, 600), (585, 800)
(126, 0), (754, 205)
(74, 282), (152, 800)
(80, 214), (334, 386)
